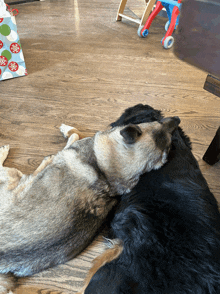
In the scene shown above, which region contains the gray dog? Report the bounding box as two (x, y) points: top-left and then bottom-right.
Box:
(0, 117), (180, 293)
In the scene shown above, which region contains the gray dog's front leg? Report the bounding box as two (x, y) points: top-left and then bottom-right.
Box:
(60, 124), (84, 149)
(0, 273), (16, 294)
(0, 145), (10, 166)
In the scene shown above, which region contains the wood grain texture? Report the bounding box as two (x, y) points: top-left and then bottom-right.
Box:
(0, 0), (220, 292)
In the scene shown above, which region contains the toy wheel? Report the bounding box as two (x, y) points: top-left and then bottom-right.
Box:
(137, 25), (148, 38)
(163, 36), (174, 49)
(165, 21), (170, 31)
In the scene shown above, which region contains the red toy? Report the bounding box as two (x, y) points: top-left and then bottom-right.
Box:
(138, 0), (182, 49)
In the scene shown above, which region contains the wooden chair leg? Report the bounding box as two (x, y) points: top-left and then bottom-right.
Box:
(116, 0), (128, 21)
(140, 0), (157, 26)
(116, 0), (157, 27)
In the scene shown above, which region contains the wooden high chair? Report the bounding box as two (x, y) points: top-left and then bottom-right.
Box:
(116, 0), (157, 27)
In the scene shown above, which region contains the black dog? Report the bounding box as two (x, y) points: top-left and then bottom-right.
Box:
(82, 104), (220, 294)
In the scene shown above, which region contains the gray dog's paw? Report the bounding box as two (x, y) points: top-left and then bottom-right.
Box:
(0, 273), (16, 294)
(60, 124), (75, 138)
(0, 145), (10, 152)
(0, 145), (10, 164)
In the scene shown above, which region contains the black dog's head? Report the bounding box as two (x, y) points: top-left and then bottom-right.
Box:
(110, 104), (163, 127)
(110, 104), (191, 150)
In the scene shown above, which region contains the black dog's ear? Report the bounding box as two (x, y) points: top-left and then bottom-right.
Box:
(120, 124), (142, 144)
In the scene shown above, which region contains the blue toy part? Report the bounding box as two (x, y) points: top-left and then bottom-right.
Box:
(137, 25), (149, 38)
(161, 0), (181, 10)
(142, 29), (149, 37)
(165, 21), (170, 31)
(161, 0), (182, 29)
(163, 36), (174, 49)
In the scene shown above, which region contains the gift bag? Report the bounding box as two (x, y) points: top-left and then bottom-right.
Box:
(0, 1), (27, 81)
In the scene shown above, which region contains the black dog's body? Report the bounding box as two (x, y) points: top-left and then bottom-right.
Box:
(85, 104), (220, 294)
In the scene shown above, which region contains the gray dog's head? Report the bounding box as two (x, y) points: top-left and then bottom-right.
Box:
(94, 116), (180, 194)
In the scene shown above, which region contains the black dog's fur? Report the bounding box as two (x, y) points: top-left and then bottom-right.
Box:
(85, 104), (220, 294)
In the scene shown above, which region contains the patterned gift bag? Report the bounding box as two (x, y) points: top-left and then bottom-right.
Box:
(0, 4), (27, 81)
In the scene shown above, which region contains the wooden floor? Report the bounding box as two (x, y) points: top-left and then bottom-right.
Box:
(0, 0), (220, 292)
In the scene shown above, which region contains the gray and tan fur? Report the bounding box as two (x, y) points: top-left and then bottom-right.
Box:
(0, 117), (180, 293)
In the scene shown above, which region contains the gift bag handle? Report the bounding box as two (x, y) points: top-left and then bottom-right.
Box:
(6, 4), (19, 16)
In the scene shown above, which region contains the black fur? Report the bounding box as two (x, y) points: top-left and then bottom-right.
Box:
(85, 104), (220, 294)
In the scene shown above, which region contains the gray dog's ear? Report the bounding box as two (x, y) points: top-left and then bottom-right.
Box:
(160, 116), (181, 134)
(120, 124), (142, 144)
